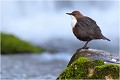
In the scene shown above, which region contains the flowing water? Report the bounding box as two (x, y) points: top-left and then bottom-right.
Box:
(1, 52), (72, 80)
(1, 51), (120, 80)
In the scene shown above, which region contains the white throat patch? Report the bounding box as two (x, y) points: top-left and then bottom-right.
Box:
(71, 15), (77, 28)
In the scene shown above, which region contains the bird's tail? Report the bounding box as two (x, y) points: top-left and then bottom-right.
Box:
(102, 36), (110, 41)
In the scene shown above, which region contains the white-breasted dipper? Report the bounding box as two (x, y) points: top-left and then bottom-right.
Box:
(66, 11), (110, 51)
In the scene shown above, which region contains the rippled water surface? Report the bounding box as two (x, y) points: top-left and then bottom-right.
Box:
(1, 52), (72, 80)
(1, 50), (120, 80)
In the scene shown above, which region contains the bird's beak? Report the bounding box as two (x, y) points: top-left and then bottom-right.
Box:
(66, 13), (71, 15)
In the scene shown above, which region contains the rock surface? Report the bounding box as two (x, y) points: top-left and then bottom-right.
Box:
(68, 49), (120, 66)
(57, 49), (120, 79)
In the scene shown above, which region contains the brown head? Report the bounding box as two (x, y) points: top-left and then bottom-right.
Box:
(66, 11), (83, 19)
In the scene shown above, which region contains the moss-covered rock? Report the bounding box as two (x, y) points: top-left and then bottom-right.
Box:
(1, 32), (44, 54)
(91, 64), (120, 79)
(57, 57), (89, 79)
(57, 57), (120, 79)
(57, 49), (120, 79)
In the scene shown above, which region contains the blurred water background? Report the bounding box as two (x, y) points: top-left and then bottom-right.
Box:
(1, 0), (119, 79)
(1, 0), (119, 53)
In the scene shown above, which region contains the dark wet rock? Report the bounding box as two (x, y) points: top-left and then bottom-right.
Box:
(57, 49), (120, 79)
(67, 49), (120, 66)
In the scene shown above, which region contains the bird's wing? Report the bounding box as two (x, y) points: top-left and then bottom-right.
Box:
(76, 17), (102, 39)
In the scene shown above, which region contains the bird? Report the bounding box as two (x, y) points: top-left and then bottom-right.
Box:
(66, 11), (110, 51)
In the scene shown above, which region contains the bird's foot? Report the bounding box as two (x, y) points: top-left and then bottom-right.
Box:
(84, 46), (89, 49)
(76, 48), (82, 52)
(76, 46), (89, 52)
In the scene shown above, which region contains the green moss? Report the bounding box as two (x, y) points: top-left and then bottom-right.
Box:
(1, 32), (44, 54)
(57, 57), (105, 79)
(88, 59), (104, 68)
(91, 64), (120, 79)
(67, 52), (83, 66)
(57, 57), (119, 79)
(57, 57), (89, 79)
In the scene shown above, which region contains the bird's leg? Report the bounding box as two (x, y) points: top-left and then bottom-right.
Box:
(82, 41), (89, 49)
(76, 41), (90, 52)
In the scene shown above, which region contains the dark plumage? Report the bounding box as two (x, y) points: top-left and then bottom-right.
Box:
(66, 11), (110, 51)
